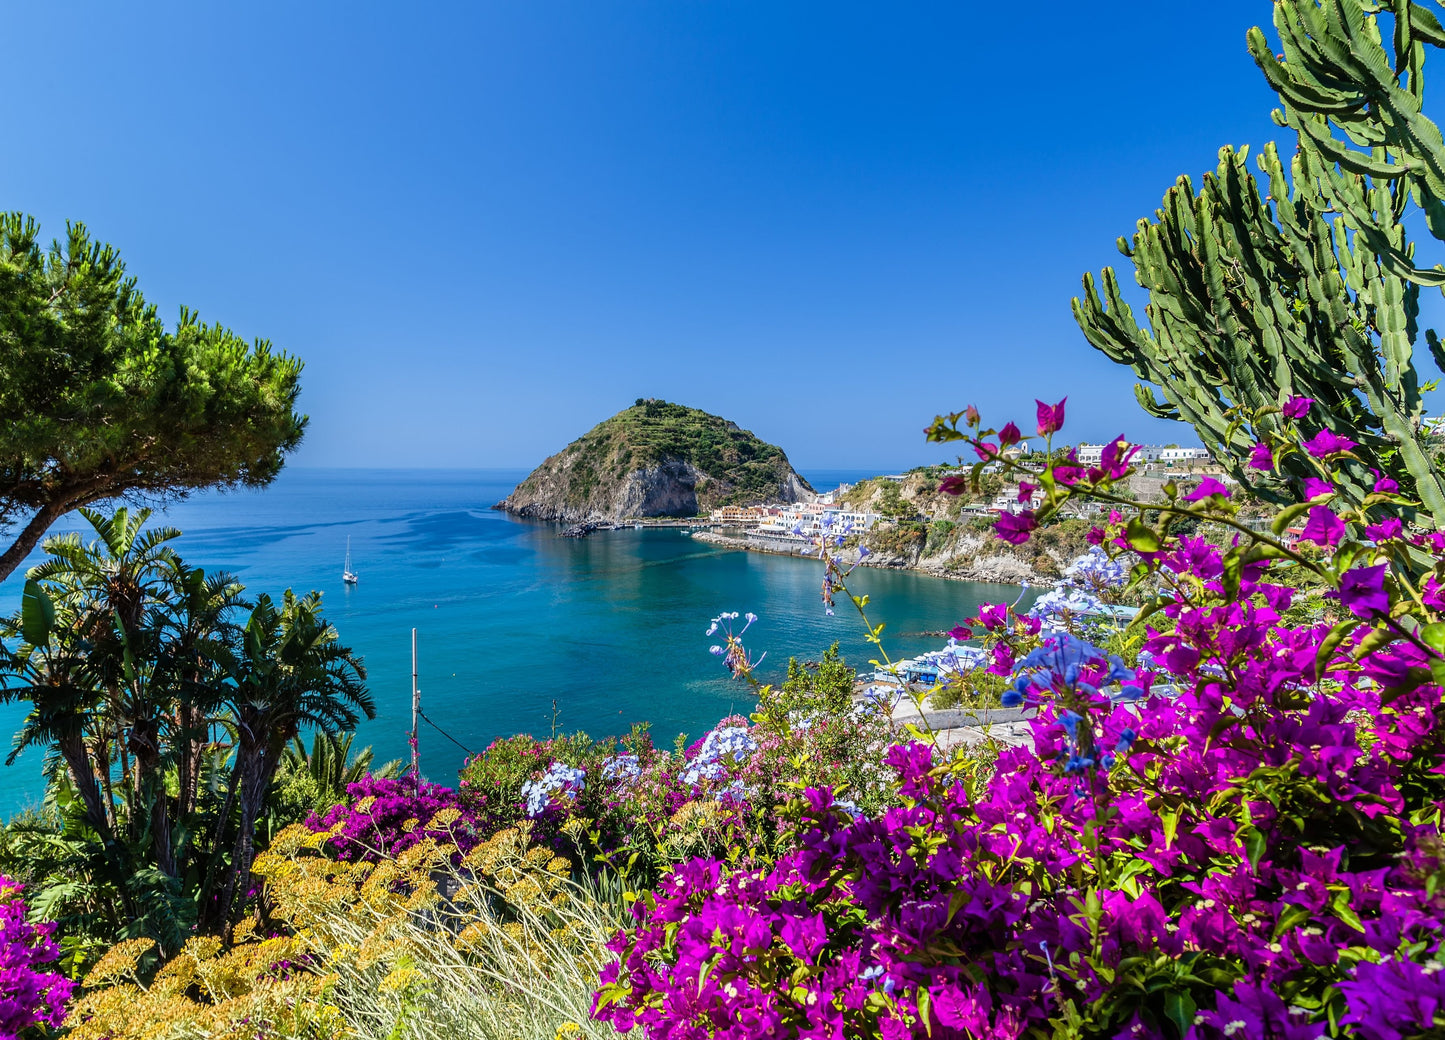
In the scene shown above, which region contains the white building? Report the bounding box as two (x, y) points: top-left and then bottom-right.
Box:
(990, 486), (1044, 515)
(1160, 446), (1209, 463)
(1075, 442), (1163, 467)
(756, 505), (881, 538)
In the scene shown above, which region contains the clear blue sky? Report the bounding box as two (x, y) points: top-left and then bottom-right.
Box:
(3, 2), (1302, 470)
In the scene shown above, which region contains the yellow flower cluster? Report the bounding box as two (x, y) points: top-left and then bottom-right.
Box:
(66, 819), (618, 1040)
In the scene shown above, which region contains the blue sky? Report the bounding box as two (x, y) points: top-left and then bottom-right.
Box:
(3, 2), (1300, 470)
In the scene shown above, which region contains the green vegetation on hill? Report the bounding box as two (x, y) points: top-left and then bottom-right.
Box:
(506, 399), (812, 516)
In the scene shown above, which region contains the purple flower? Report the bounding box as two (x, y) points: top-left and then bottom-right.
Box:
(1195, 980), (1323, 1039)
(1282, 395), (1315, 419)
(1035, 397), (1066, 436)
(1303, 429), (1358, 458)
(1249, 442), (1274, 470)
(1366, 517), (1402, 542)
(997, 421), (1021, 447)
(1183, 477), (1231, 501)
(1299, 506), (1347, 547)
(1302, 477), (1333, 499)
(1335, 563), (1390, 619)
(938, 475), (970, 496)
(1339, 958), (1445, 1040)
(0, 880), (72, 1035)
(994, 510), (1038, 545)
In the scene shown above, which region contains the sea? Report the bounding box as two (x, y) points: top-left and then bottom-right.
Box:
(0, 468), (1026, 817)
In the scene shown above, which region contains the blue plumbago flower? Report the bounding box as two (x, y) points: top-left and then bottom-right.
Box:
(681, 725), (758, 787)
(1029, 587), (1106, 628)
(859, 545), (871, 558)
(600, 753), (642, 786)
(1015, 632), (1134, 694)
(1011, 633), (1138, 773)
(707, 611), (763, 676)
(863, 685), (903, 712)
(1064, 547), (1129, 588)
(834, 797), (863, 820)
(521, 761), (587, 817)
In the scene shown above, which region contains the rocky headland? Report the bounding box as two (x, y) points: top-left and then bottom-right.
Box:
(496, 399), (813, 523)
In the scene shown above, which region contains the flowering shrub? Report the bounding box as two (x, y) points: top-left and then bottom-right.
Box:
(524, 762), (589, 816)
(0, 877), (72, 1037)
(593, 401), (1445, 1039)
(310, 774), (483, 861)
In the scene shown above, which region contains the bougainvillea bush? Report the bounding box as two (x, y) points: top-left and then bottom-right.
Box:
(0, 876), (73, 1037)
(593, 400), (1445, 1039)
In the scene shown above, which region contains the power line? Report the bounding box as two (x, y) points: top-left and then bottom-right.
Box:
(416, 709), (475, 756)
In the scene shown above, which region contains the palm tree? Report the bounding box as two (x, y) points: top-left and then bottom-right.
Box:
(28, 507), (183, 874)
(153, 560), (248, 822)
(280, 729), (400, 798)
(213, 590), (371, 929)
(0, 580), (111, 837)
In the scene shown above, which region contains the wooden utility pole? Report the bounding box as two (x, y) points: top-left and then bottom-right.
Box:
(411, 627), (420, 780)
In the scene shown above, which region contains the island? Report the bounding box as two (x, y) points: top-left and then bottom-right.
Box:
(495, 398), (813, 523)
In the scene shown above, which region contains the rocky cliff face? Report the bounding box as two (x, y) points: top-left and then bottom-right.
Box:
(497, 400), (813, 522)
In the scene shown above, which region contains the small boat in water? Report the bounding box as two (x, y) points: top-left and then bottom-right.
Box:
(343, 536), (359, 585)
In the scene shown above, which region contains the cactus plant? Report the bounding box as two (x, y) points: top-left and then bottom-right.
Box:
(1074, 0), (1445, 522)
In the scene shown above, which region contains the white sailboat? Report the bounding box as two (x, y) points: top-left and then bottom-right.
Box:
(343, 536), (359, 585)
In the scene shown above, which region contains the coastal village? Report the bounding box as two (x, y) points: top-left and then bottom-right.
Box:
(701, 439), (1220, 545)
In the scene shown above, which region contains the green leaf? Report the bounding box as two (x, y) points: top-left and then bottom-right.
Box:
(1125, 517), (1161, 553)
(1237, 823), (1267, 871)
(1332, 890), (1366, 933)
(1163, 990), (1197, 1036)
(1270, 500), (1316, 537)
(1315, 618), (1359, 676)
(20, 580), (55, 647)
(1272, 904), (1314, 940)
(915, 987), (933, 1036)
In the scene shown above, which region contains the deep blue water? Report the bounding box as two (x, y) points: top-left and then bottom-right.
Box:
(0, 468), (1018, 817)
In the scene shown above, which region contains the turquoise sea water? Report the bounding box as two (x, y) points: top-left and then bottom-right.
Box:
(0, 469), (1023, 817)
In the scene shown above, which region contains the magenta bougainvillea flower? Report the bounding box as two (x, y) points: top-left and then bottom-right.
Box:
(1282, 395), (1315, 418)
(1299, 505), (1347, 546)
(997, 421), (1021, 446)
(993, 510), (1037, 545)
(1334, 562), (1390, 618)
(1183, 476), (1231, 501)
(1303, 428), (1358, 457)
(0, 878), (71, 1036)
(1034, 397), (1066, 436)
